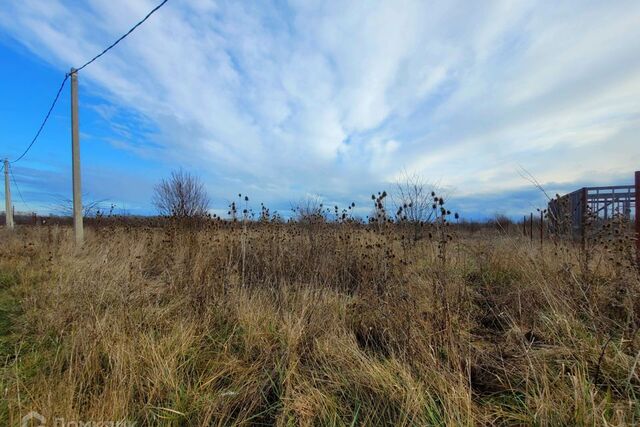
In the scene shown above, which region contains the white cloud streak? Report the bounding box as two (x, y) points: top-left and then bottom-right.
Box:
(1, 0), (639, 215)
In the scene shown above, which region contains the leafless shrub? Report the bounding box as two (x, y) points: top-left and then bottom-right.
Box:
(393, 171), (440, 240)
(493, 214), (512, 232)
(292, 195), (326, 224)
(53, 194), (109, 218)
(152, 169), (210, 218)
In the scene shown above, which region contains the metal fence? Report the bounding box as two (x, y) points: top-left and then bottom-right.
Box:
(547, 171), (639, 263)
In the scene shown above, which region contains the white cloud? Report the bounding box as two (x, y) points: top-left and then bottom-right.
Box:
(1, 0), (640, 215)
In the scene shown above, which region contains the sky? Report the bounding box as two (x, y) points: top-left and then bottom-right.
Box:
(1, 0), (639, 220)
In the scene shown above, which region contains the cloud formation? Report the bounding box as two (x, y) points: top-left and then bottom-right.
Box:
(1, 0), (639, 217)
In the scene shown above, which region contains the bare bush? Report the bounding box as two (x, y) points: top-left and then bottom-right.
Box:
(292, 195), (326, 224)
(152, 169), (210, 218)
(53, 194), (108, 218)
(493, 214), (513, 232)
(393, 171), (439, 240)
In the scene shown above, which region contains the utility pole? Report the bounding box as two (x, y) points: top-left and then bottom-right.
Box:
(70, 68), (83, 245)
(580, 188), (587, 252)
(635, 171), (639, 266)
(4, 159), (13, 230)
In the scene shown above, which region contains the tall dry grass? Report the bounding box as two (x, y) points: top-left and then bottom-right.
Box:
(1, 220), (639, 426)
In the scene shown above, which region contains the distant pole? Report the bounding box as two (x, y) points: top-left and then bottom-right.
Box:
(581, 188), (587, 252)
(523, 215), (526, 236)
(530, 212), (533, 242)
(635, 171), (639, 266)
(4, 159), (13, 230)
(70, 68), (84, 245)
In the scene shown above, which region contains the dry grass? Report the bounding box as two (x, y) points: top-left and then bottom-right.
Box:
(1, 221), (639, 426)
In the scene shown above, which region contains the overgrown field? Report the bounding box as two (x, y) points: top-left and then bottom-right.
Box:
(1, 222), (639, 426)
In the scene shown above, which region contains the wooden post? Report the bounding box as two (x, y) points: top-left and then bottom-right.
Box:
(4, 159), (13, 230)
(523, 215), (526, 236)
(70, 68), (84, 245)
(530, 212), (533, 242)
(540, 210), (543, 248)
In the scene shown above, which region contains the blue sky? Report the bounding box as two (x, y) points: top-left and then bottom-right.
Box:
(1, 0), (639, 219)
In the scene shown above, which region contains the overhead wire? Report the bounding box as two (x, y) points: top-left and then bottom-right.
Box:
(74, 0), (170, 73)
(8, 0), (171, 164)
(9, 167), (33, 213)
(10, 74), (69, 163)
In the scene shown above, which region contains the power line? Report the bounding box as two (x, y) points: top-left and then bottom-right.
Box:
(75, 0), (170, 72)
(10, 167), (32, 213)
(10, 74), (69, 163)
(9, 0), (170, 164)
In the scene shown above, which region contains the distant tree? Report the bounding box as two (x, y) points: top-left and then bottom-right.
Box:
(291, 195), (326, 224)
(393, 171), (440, 240)
(493, 213), (513, 232)
(53, 194), (108, 218)
(152, 169), (210, 218)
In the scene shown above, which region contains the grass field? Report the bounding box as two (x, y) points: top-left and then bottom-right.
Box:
(1, 221), (639, 426)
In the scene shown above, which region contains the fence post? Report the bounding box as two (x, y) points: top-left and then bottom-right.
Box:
(4, 159), (13, 230)
(530, 212), (533, 242)
(523, 215), (526, 237)
(540, 210), (543, 248)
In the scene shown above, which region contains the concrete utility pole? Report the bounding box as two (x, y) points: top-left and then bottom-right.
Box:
(70, 68), (83, 245)
(581, 188), (587, 252)
(4, 159), (13, 230)
(635, 171), (639, 266)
